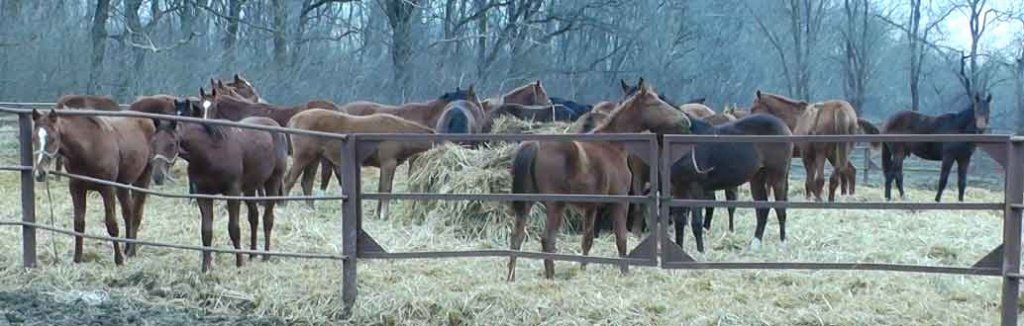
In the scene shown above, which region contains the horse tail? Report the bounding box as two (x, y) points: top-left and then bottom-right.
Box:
(511, 141), (539, 218)
(857, 118), (881, 150)
(881, 141), (892, 178)
(832, 108), (853, 182)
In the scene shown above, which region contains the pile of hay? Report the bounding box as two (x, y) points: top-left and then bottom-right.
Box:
(391, 117), (586, 238)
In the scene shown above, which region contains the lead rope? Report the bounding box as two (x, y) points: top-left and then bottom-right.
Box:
(43, 176), (59, 262)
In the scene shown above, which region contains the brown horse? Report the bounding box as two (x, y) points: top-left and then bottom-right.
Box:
(219, 74), (264, 103)
(435, 100), (485, 135)
(597, 81), (792, 251)
(32, 109), (155, 264)
(56, 95), (120, 111)
(481, 80), (553, 113)
(339, 86), (481, 127)
(880, 92), (991, 202)
(149, 99), (288, 272)
(750, 91), (859, 202)
(508, 132), (639, 280)
(680, 103), (715, 119)
(479, 103), (577, 132)
(284, 109), (435, 219)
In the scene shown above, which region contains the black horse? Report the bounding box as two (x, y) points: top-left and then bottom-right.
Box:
(671, 114), (793, 252)
(550, 97), (593, 119)
(880, 92), (992, 202)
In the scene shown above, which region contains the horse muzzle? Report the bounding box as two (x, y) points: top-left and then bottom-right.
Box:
(34, 169), (47, 182)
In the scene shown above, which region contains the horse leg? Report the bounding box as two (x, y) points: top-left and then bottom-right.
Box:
(70, 181), (87, 263)
(935, 156), (955, 202)
(282, 152), (315, 208)
(318, 159), (333, 192)
(506, 200), (531, 282)
(845, 162), (857, 196)
(801, 152), (815, 200)
(827, 154), (840, 202)
(99, 187), (124, 265)
(812, 152), (827, 202)
(244, 190), (259, 261)
(377, 160), (398, 220)
(114, 188), (135, 257)
(883, 144), (895, 201)
(956, 156), (971, 202)
(541, 202), (564, 279)
(128, 182), (150, 257)
(725, 188), (737, 232)
(672, 206), (688, 247)
(198, 198), (215, 272)
(690, 187), (707, 253)
(702, 190), (715, 231)
(227, 196), (243, 268)
(580, 206), (597, 271)
(893, 148), (907, 199)
(771, 173), (789, 243)
(611, 202), (630, 275)
(300, 163), (318, 208)
(749, 172), (770, 250)
(263, 178), (280, 261)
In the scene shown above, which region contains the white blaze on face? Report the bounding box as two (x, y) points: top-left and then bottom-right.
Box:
(202, 100), (212, 119)
(36, 129), (47, 165)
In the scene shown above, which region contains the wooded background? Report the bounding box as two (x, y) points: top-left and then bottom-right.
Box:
(0, 0), (1021, 130)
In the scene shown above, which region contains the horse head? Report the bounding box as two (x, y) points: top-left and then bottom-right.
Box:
(596, 79), (692, 135)
(440, 85), (482, 109)
(198, 87), (217, 119)
(31, 108), (61, 182)
(147, 100), (190, 186)
(972, 92), (992, 132)
(225, 74), (263, 103)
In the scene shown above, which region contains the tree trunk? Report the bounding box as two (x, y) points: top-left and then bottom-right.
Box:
(384, 0), (420, 98)
(271, 0), (287, 68)
(223, 0), (244, 71)
(474, 0), (487, 79)
(120, 0), (145, 99)
(907, 0), (921, 111)
(87, 0), (111, 95)
(1015, 56), (1024, 134)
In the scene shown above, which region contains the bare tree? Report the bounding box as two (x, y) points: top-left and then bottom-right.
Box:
(841, 0), (875, 114)
(750, 0), (828, 99)
(88, 0), (112, 94)
(382, 0), (422, 97)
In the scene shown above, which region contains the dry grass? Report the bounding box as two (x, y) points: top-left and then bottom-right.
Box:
(0, 119), (1013, 325)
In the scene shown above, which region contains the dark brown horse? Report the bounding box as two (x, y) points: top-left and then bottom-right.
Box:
(149, 99), (288, 272)
(32, 109), (155, 264)
(750, 91), (860, 202)
(697, 113), (739, 232)
(435, 100), (485, 135)
(881, 92), (991, 202)
(284, 109), (435, 219)
(596, 81), (793, 251)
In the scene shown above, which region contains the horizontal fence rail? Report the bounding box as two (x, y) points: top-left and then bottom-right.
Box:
(0, 102), (1020, 324)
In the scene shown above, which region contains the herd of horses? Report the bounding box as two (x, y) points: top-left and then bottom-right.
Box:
(29, 74), (992, 278)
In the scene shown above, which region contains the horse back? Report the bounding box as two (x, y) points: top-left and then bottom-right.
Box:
(882, 110), (933, 134)
(533, 141), (630, 196)
(57, 94), (120, 111)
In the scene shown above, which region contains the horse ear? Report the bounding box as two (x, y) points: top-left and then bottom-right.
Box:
(467, 84), (476, 96)
(234, 74), (242, 83)
(31, 108), (41, 121)
(986, 93), (992, 102)
(535, 80), (542, 87)
(199, 87), (207, 97)
(756, 90), (763, 99)
(48, 108), (58, 122)
(620, 79), (629, 94)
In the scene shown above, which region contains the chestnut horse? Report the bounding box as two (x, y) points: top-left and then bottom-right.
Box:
(222, 74), (264, 103)
(508, 113), (651, 280)
(149, 99), (288, 272)
(284, 109), (435, 220)
(32, 109), (155, 264)
(881, 92), (991, 202)
(750, 91), (859, 202)
(56, 95), (119, 111)
(597, 81), (793, 251)
(481, 80), (553, 113)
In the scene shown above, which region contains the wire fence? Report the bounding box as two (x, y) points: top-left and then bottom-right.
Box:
(0, 104), (1021, 324)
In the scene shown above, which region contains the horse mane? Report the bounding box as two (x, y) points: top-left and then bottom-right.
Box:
(81, 115), (115, 132)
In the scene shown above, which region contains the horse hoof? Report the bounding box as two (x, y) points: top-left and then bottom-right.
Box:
(748, 238), (762, 251)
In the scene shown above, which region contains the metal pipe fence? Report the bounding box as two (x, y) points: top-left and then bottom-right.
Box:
(0, 104), (1021, 324)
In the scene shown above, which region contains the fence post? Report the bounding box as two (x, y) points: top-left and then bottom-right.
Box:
(19, 112), (36, 268)
(862, 146), (870, 183)
(340, 135), (360, 317)
(1001, 139), (1023, 326)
